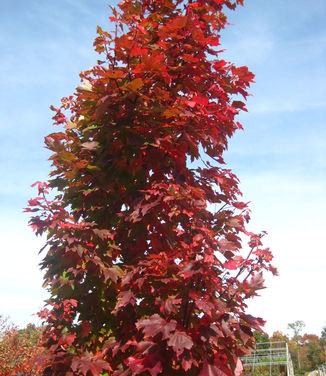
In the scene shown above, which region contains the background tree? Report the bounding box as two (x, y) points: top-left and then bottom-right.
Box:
(269, 331), (288, 343)
(302, 334), (325, 372)
(288, 321), (305, 344)
(27, 0), (276, 374)
(0, 316), (12, 341)
(253, 330), (269, 344)
(288, 320), (305, 371)
(253, 330), (270, 350)
(320, 324), (326, 360)
(321, 325), (326, 345)
(0, 316), (43, 375)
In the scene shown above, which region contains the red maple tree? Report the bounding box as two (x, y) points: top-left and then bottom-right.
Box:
(27, 0), (276, 374)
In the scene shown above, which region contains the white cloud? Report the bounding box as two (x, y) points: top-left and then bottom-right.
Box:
(0, 215), (47, 327)
(238, 172), (326, 335)
(248, 269), (326, 336)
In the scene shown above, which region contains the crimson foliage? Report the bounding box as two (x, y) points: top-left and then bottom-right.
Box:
(27, 0), (276, 374)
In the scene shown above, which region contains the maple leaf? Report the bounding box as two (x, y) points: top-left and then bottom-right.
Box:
(223, 259), (238, 270)
(239, 324), (252, 345)
(234, 358), (243, 376)
(80, 320), (92, 338)
(247, 272), (265, 291)
(71, 353), (112, 376)
(179, 262), (196, 278)
(182, 355), (198, 372)
(160, 296), (182, 315)
(125, 355), (162, 376)
(92, 228), (111, 240)
(221, 319), (234, 338)
(130, 46), (148, 57)
(58, 332), (76, 346)
(185, 100), (197, 108)
(140, 197), (161, 217)
(199, 361), (232, 376)
(169, 15), (187, 29)
(113, 291), (136, 313)
(31, 181), (49, 195)
(167, 331), (193, 356)
(106, 70), (125, 79)
(232, 100), (247, 111)
(136, 314), (177, 339)
(126, 78), (143, 92)
(194, 298), (214, 316)
(240, 314), (266, 332)
(81, 141), (99, 151)
(192, 95), (209, 106)
(103, 266), (123, 283)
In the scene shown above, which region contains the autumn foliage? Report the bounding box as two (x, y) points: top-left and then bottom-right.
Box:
(27, 0), (276, 374)
(0, 316), (42, 375)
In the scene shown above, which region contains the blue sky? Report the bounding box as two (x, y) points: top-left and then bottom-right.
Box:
(0, 1), (325, 336)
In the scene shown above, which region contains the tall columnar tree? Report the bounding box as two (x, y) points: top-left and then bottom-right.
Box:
(288, 320), (305, 370)
(27, 0), (276, 374)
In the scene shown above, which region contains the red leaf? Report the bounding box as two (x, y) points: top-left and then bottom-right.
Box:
(213, 60), (227, 71)
(192, 95), (209, 106)
(130, 46), (148, 57)
(179, 263), (195, 279)
(169, 16), (187, 29)
(240, 314), (265, 331)
(234, 358), (243, 376)
(71, 354), (112, 376)
(185, 100), (196, 108)
(160, 296), (182, 315)
(80, 320), (92, 338)
(195, 299), (214, 316)
(126, 355), (162, 376)
(58, 333), (76, 346)
(113, 291), (136, 313)
(103, 266), (123, 283)
(199, 362), (231, 376)
(140, 198), (161, 217)
(232, 100), (247, 111)
(223, 259), (237, 270)
(31, 181), (49, 195)
(247, 272), (265, 291)
(68, 299), (78, 307)
(182, 356), (198, 371)
(136, 314), (177, 339)
(106, 70), (125, 79)
(221, 319), (234, 338)
(126, 78), (143, 92)
(81, 141), (99, 151)
(167, 331), (193, 356)
(239, 324), (252, 345)
(93, 228), (111, 240)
